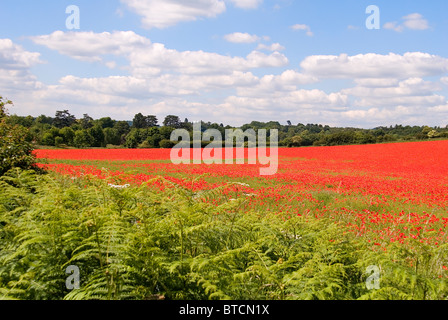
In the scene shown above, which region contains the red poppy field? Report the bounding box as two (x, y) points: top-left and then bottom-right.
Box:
(35, 140), (448, 249)
(2, 139), (445, 300)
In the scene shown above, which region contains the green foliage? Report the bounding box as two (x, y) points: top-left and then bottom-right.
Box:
(0, 97), (40, 176)
(5, 105), (448, 149)
(159, 139), (175, 149)
(73, 130), (94, 148)
(0, 169), (447, 300)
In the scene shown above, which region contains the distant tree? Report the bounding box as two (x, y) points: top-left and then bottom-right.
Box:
(41, 132), (55, 146)
(104, 128), (121, 146)
(159, 126), (175, 140)
(147, 134), (163, 148)
(60, 127), (75, 145)
(163, 115), (181, 128)
(73, 130), (94, 148)
(80, 114), (94, 129)
(88, 125), (105, 147)
(114, 121), (131, 136)
(159, 139), (175, 149)
(54, 136), (64, 147)
(35, 115), (53, 125)
(146, 115), (158, 127)
(290, 135), (302, 147)
(133, 113), (158, 129)
(124, 128), (141, 148)
(54, 110), (76, 128)
(98, 117), (115, 129)
(287, 120), (292, 126)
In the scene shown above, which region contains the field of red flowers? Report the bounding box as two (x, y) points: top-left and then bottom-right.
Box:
(35, 140), (448, 248)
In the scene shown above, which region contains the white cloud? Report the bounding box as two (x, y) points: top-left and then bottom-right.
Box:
(0, 39), (43, 92)
(384, 13), (429, 32)
(291, 24), (313, 37)
(342, 78), (445, 113)
(402, 13), (430, 30)
(31, 31), (150, 63)
(383, 22), (404, 32)
(347, 25), (359, 30)
(236, 70), (317, 97)
(341, 106), (414, 121)
(0, 39), (42, 70)
(121, 0), (226, 29)
(300, 52), (448, 79)
(224, 32), (260, 43)
(31, 31), (289, 77)
(429, 104), (448, 113)
(256, 43), (285, 51)
(130, 45), (288, 76)
(227, 0), (262, 9)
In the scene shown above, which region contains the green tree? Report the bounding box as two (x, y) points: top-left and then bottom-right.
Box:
(159, 126), (175, 140)
(124, 128), (141, 148)
(159, 139), (175, 149)
(54, 136), (64, 147)
(54, 110), (76, 128)
(104, 128), (121, 146)
(41, 132), (55, 146)
(80, 114), (94, 129)
(73, 130), (94, 148)
(114, 121), (131, 137)
(60, 127), (75, 145)
(163, 115), (181, 129)
(133, 113), (158, 129)
(98, 117), (115, 129)
(88, 125), (105, 147)
(0, 96), (40, 176)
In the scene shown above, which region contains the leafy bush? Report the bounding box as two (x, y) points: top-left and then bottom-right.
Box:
(159, 139), (175, 149)
(0, 97), (40, 176)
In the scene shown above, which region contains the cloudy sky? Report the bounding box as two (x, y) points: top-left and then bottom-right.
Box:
(1, 0), (448, 128)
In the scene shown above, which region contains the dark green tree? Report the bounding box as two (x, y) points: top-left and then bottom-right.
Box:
(163, 115), (181, 128)
(98, 117), (115, 129)
(73, 130), (94, 148)
(132, 113), (146, 129)
(88, 125), (105, 147)
(80, 114), (94, 129)
(60, 127), (75, 145)
(114, 121), (131, 136)
(54, 110), (76, 128)
(104, 128), (121, 146)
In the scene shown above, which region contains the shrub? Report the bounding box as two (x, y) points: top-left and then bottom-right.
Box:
(159, 139), (175, 149)
(0, 97), (40, 176)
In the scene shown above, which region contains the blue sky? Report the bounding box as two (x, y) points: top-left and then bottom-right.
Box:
(1, 0), (447, 127)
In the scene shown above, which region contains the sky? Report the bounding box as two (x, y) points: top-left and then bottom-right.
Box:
(1, 0), (448, 128)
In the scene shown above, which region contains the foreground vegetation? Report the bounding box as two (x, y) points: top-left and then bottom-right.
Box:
(0, 169), (447, 300)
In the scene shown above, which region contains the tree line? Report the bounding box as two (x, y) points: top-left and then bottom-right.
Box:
(5, 109), (448, 149)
